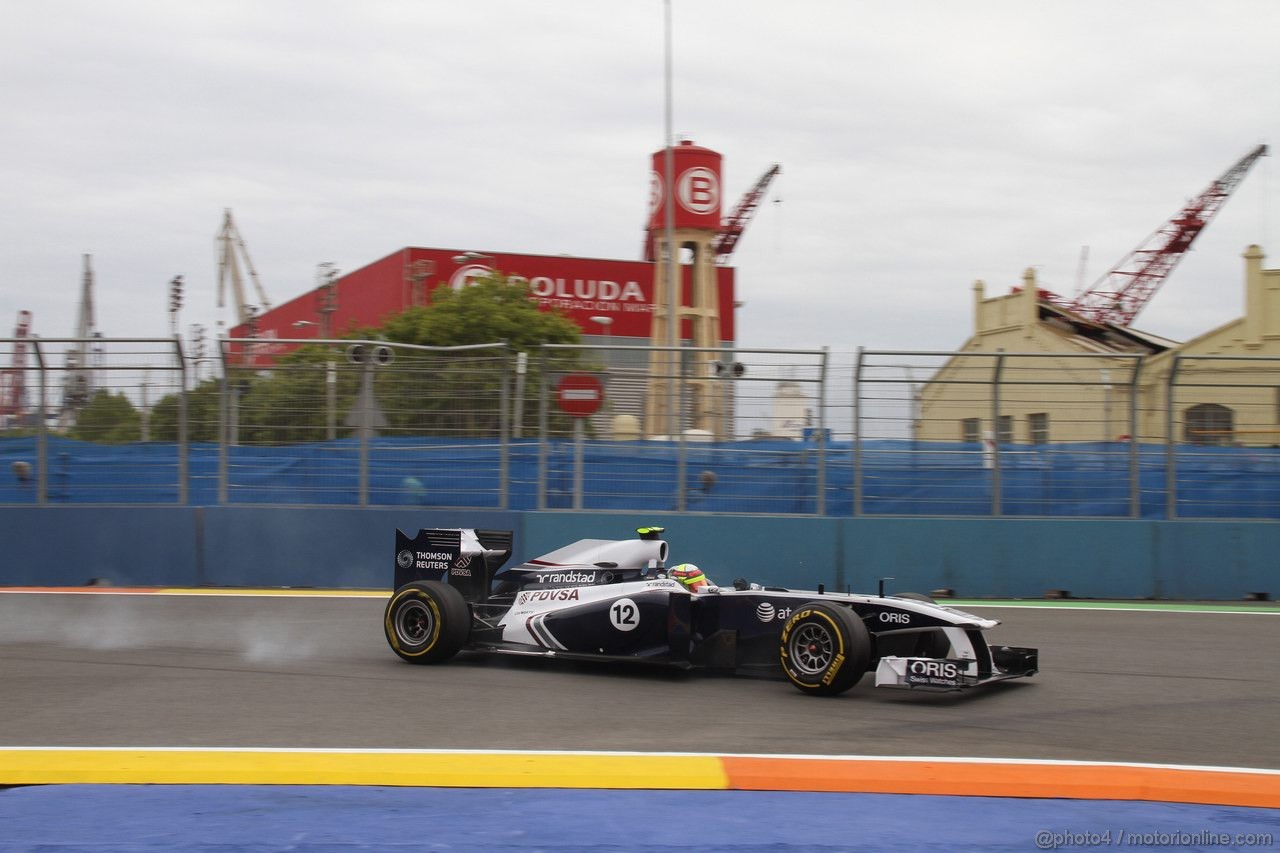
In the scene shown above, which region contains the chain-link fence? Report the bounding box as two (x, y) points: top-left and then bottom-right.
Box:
(3, 338), (1280, 519)
(0, 337), (186, 504)
(533, 345), (828, 514)
(218, 339), (510, 507)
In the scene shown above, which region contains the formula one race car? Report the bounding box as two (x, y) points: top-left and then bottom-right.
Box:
(383, 526), (1038, 695)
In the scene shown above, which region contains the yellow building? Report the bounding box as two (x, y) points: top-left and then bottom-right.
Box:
(919, 245), (1280, 446)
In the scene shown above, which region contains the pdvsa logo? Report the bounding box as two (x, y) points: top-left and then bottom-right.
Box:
(396, 550), (414, 569)
(678, 167), (719, 214)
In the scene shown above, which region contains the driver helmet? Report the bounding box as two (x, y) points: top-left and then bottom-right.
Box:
(670, 564), (710, 592)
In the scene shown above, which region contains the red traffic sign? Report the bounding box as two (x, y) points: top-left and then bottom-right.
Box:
(556, 373), (604, 417)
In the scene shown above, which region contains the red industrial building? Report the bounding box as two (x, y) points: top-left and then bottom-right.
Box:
(238, 246), (738, 349)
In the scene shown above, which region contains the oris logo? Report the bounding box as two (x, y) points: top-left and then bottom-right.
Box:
(756, 602), (776, 622)
(396, 550), (414, 569)
(879, 611), (911, 625)
(908, 660), (959, 679)
(678, 167), (719, 214)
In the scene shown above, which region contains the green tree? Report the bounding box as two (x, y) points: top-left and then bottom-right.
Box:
(236, 348), (361, 445)
(67, 389), (142, 444)
(376, 274), (581, 351)
(151, 378), (224, 443)
(356, 274), (589, 439)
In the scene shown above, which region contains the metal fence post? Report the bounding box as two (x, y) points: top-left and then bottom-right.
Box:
(499, 345), (510, 510)
(1128, 356), (1143, 518)
(358, 358), (370, 507)
(34, 341), (47, 504)
(218, 342), (228, 505)
(1166, 356), (1181, 520)
(817, 346), (828, 516)
(853, 347), (864, 517)
(676, 354), (687, 513)
(991, 354), (1004, 517)
(175, 336), (188, 505)
(537, 348), (548, 511)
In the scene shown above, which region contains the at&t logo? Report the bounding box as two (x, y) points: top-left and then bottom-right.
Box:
(755, 602), (794, 623)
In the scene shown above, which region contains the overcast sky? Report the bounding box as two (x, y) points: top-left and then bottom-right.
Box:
(2, 0), (1278, 358)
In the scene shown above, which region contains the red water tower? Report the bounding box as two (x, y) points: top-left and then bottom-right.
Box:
(646, 140), (726, 439)
(648, 141), (723, 232)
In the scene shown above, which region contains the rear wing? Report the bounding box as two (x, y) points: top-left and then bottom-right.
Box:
(394, 528), (514, 601)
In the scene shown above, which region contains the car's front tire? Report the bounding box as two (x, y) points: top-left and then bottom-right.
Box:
(384, 581), (469, 664)
(779, 602), (870, 696)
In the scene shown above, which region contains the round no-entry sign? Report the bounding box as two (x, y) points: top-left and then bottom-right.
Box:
(556, 373), (604, 417)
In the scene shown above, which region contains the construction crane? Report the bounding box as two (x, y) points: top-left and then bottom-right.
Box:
(216, 209), (272, 326)
(1057, 144), (1267, 327)
(61, 254), (96, 421)
(643, 163), (782, 263)
(712, 163), (781, 263)
(0, 310), (33, 418)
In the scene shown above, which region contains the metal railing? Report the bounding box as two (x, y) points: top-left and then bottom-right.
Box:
(3, 338), (1280, 519)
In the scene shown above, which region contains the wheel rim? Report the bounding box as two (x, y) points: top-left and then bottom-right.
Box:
(788, 622), (834, 674)
(395, 599), (434, 648)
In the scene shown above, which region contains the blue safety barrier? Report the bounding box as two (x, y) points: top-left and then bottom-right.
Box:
(3, 435), (1279, 519)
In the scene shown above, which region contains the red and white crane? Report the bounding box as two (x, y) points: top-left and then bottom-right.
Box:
(1, 310), (33, 418)
(1054, 144), (1267, 327)
(712, 163), (781, 263)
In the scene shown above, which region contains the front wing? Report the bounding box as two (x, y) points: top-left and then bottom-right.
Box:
(874, 646), (1039, 691)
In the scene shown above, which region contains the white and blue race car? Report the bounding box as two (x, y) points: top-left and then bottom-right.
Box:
(384, 526), (1038, 696)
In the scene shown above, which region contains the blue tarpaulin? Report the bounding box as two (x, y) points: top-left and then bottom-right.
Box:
(2, 435), (1278, 519)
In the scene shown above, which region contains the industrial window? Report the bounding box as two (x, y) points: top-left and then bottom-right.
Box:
(1184, 403), (1233, 446)
(1029, 412), (1049, 444)
(997, 415), (1013, 444)
(961, 418), (980, 443)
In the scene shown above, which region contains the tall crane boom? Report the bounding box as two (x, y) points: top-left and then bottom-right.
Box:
(1, 310), (33, 417)
(61, 254), (96, 415)
(216, 209), (272, 326)
(712, 163), (781, 263)
(1066, 144), (1268, 327)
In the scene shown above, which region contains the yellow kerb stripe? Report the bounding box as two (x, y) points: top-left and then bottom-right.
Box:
(0, 750), (728, 789)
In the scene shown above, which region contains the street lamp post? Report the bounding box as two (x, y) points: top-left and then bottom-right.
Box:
(589, 315), (613, 370)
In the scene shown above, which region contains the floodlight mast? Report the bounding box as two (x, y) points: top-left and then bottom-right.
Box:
(1061, 144), (1268, 327)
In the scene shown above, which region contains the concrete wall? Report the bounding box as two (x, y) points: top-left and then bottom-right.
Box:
(1, 508), (1275, 599)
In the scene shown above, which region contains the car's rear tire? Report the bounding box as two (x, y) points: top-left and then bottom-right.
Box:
(779, 602), (870, 696)
(384, 581), (469, 664)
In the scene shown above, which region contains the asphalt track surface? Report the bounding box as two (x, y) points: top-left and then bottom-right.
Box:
(2, 593), (1278, 771)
